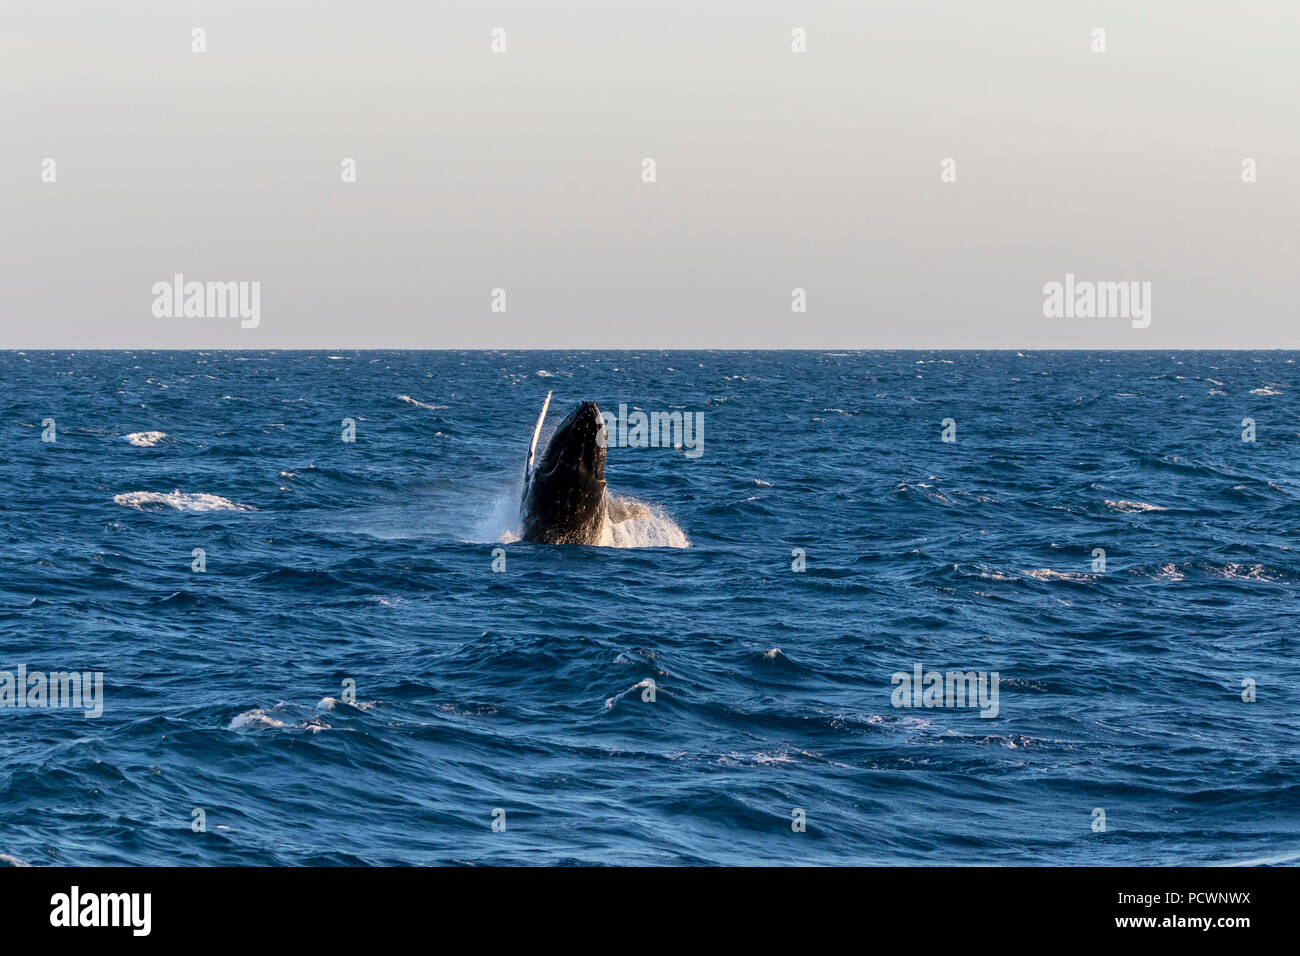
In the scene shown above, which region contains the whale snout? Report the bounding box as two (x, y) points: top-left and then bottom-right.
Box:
(534, 399), (607, 478)
(576, 402), (606, 457)
(571, 401), (605, 444)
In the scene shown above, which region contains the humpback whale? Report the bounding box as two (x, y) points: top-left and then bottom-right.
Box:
(520, 392), (649, 545)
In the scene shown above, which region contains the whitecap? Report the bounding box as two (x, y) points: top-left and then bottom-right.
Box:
(113, 490), (255, 512)
(719, 748), (800, 767)
(317, 696), (376, 711)
(124, 431), (169, 447)
(229, 705), (335, 731)
(1151, 564), (1186, 581)
(228, 709), (285, 730)
(1104, 499), (1166, 513)
(1022, 568), (1095, 582)
(1211, 562), (1287, 582)
(605, 678), (656, 710)
(397, 394), (448, 410)
(969, 566), (1018, 582)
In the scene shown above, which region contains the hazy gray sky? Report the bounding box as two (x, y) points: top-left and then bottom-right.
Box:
(2, 0), (1297, 348)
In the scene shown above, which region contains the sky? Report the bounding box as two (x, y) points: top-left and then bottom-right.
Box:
(2, 0), (1297, 348)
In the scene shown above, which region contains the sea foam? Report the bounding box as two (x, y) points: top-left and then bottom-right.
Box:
(113, 490), (255, 512)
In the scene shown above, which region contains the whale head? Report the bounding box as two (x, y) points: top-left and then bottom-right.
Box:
(521, 400), (609, 544)
(536, 400), (606, 482)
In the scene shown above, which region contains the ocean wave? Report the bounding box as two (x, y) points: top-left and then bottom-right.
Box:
(228, 707), (329, 733)
(397, 395), (448, 410)
(717, 747), (806, 767)
(1130, 561), (1291, 583)
(1104, 499), (1167, 513)
(896, 481), (956, 505)
(1208, 562), (1293, 583)
(605, 679), (657, 710)
(317, 697), (377, 711)
(1022, 568), (1097, 583)
(228, 708), (285, 729)
(960, 565), (1019, 582)
(123, 430), (169, 447)
(113, 490), (255, 512)
(1151, 563), (1186, 581)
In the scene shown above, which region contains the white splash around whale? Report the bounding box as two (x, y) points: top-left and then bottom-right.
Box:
(471, 487), (688, 548)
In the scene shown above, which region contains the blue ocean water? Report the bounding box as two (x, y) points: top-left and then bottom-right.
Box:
(1, 350), (1297, 866)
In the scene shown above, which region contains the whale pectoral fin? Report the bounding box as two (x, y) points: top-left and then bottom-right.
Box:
(524, 390), (553, 486)
(606, 495), (651, 523)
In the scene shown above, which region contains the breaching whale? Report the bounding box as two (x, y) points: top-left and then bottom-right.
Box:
(520, 392), (649, 545)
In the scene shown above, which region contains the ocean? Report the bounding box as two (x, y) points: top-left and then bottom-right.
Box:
(1, 349), (1297, 865)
